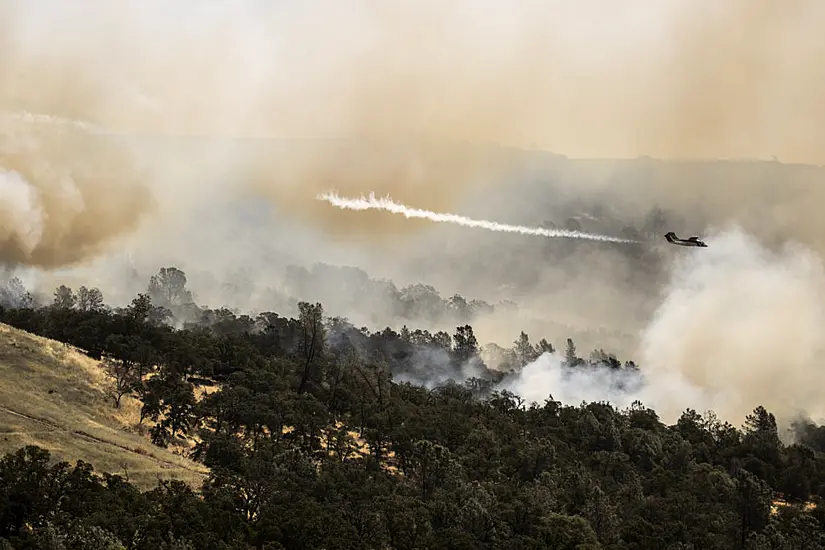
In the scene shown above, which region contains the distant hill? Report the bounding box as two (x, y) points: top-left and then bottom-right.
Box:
(0, 322), (207, 491)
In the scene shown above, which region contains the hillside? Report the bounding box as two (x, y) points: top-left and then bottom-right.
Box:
(0, 322), (207, 491)
(0, 277), (824, 548)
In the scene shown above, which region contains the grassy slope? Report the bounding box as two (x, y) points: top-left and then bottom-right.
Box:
(0, 322), (208, 491)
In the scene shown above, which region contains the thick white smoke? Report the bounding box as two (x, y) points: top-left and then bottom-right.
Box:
(507, 227), (825, 426)
(508, 353), (644, 407)
(319, 191), (639, 244)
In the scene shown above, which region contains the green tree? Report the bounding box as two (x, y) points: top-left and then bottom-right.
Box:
(0, 276), (35, 308)
(77, 286), (105, 312)
(148, 267), (194, 308)
(296, 301), (325, 394)
(564, 337), (581, 367)
(536, 338), (555, 355)
(512, 331), (539, 368)
(101, 355), (140, 409)
(452, 325), (479, 363)
(52, 285), (77, 310)
(735, 469), (772, 547)
(534, 513), (601, 549)
(126, 293), (171, 326)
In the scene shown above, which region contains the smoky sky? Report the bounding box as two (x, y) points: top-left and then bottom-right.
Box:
(3, 1), (825, 268)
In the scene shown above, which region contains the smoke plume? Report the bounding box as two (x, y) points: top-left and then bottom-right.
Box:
(319, 191), (639, 244)
(507, 227), (825, 426)
(0, 113), (153, 268)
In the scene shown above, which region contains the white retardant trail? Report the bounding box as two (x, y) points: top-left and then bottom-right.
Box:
(318, 191), (640, 244)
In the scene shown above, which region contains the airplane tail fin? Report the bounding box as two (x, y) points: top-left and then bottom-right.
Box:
(664, 232), (676, 243)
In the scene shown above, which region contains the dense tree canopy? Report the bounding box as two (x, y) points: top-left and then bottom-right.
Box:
(0, 269), (823, 549)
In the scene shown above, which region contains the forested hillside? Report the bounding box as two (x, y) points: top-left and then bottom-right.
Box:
(1, 270), (824, 549)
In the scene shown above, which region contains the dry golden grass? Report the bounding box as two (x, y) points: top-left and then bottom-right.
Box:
(0, 322), (208, 491)
(771, 497), (817, 516)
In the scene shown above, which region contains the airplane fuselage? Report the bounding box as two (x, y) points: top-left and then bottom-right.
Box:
(664, 232), (708, 247)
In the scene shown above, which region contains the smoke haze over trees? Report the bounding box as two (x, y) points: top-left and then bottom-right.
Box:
(1, 272), (825, 548)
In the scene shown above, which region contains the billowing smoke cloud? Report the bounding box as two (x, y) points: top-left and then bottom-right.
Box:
(0, 169), (44, 256)
(508, 353), (646, 408)
(319, 191), (639, 244)
(640, 227), (825, 424)
(506, 227), (825, 426)
(3, 1), (825, 268)
(0, 114), (153, 268)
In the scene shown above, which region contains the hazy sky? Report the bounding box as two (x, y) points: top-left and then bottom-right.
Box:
(4, 1), (825, 160)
